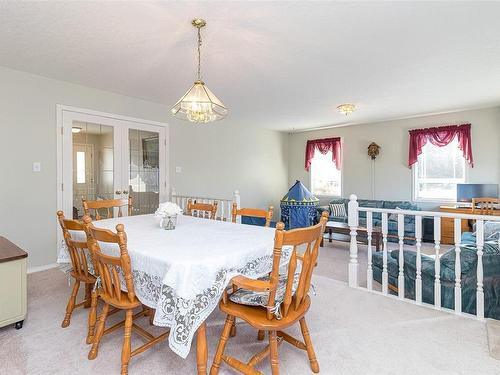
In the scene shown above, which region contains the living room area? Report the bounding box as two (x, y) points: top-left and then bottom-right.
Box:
(1, 2), (500, 374)
(287, 105), (500, 313)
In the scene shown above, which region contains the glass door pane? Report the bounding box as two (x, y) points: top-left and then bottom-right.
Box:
(128, 128), (160, 215)
(72, 121), (114, 219)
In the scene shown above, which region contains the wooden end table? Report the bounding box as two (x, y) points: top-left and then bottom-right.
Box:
(321, 221), (382, 251)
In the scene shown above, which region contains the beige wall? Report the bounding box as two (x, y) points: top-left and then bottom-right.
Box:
(288, 107), (500, 209)
(0, 66), (288, 269)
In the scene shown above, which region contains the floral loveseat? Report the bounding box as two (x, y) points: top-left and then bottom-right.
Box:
(371, 230), (500, 319)
(317, 198), (420, 243)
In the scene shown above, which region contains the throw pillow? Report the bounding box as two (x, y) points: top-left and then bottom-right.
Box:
(388, 207), (403, 221)
(329, 203), (347, 218)
(484, 221), (500, 241)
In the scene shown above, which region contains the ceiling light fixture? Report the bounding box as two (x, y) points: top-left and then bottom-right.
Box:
(171, 18), (228, 124)
(337, 103), (356, 116)
(72, 127), (82, 133)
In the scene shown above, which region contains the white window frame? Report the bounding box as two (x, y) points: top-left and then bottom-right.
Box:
(412, 141), (468, 203)
(309, 148), (343, 198)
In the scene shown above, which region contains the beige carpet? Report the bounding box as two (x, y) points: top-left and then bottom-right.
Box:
(0, 241), (498, 375)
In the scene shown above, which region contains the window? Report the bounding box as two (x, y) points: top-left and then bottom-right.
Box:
(310, 150), (341, 196)
(76, 151), (86, 184)
(413, 137), (466, 201)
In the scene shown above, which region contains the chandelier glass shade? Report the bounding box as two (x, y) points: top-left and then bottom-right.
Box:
(171, 18), (228, 124)
(171, 80), (228, 123)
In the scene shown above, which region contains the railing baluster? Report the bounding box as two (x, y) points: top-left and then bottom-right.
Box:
(397, 214), (405, 299)
(233, 191), (241, 224)
(415, 215), (422, 304)
(433, 217), (441, 309)
(366, 211), (373, 291)
(381, 212), (389, 295)
(476, 220), (484, 320)
(347, 195), (359, 288)
(454, 218), (462, 314)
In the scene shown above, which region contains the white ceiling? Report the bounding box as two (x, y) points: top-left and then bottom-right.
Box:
(1, 1), (500, 131)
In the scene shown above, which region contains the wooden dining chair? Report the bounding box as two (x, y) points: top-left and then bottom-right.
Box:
(472, 197), (500, 215)
(82, 216), (168, 375)
(57, 211), (96, 329)
(187, 198), (218, 220)
(210, 211), (329, 375)
(82, 197), (133, 220)
(232, 203), (274, 227)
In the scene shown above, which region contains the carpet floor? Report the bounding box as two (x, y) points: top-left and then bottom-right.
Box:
(0, 240), (498, 375)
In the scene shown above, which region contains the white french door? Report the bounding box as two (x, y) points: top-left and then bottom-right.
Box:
(57, 106), (169, 222)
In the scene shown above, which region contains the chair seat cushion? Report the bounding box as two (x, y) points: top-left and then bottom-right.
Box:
(229, 269), (301, 308)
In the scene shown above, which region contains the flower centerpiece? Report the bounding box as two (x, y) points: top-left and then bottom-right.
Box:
(155, 202), (183, 230)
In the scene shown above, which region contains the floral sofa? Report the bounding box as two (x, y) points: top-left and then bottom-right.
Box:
(317, 198), (420, 243)
(371, 230), (500, 319)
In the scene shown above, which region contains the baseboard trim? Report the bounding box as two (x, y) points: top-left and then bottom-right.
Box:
(27, 263), (58, 274)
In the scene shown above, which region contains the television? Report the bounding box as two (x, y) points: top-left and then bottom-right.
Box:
(457, 184), (499, 202)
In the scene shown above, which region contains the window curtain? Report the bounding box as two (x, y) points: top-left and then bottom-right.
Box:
(305, 137), (342, 171)
(408, 123), (473, 168)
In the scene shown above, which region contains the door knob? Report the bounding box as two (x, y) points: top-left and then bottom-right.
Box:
(123, 190), (129, 195)
(115, 190), (121, 195)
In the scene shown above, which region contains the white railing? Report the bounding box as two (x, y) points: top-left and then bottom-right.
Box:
(170, 187), (241, 222)
(347, 194), (500, 320)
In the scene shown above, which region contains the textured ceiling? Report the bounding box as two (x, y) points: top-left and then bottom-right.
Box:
(1, 1), (499, 131)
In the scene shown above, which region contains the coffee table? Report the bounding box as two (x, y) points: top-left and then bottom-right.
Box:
(321, 221), (382, 251)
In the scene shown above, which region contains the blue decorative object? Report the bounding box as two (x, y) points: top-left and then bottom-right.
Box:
(280, 180), (319, 230)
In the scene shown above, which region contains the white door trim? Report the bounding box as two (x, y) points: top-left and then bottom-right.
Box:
(55, 104), (170, 250)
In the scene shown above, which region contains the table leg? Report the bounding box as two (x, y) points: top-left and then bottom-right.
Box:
(375, 233), (381, 252)
(196, 321), (208, 375)
(329, 228), (333, 243)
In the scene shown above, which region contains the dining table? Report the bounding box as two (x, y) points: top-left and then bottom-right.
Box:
(57, 213), (287, 374)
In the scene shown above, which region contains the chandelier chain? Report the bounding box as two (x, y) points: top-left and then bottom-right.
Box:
(197, 27), (202, 80)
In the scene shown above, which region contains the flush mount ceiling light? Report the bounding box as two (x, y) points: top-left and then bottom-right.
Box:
(171, 18), (228, 124)
(72, 127), (82, 133)
(337, 103), (356, 116)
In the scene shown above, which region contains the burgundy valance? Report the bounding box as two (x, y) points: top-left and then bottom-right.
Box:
(305, 137), (342, 171)
(408, 123), (473, 168)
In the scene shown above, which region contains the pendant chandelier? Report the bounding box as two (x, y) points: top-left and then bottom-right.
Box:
(171, 18), (228, 124)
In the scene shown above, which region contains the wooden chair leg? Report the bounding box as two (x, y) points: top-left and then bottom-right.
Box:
(121, 309), (133, 375)
(299, 317), (319, 373)
(88, 303), (109, 360)
(84, 282), (93, 308)
(257, 330), (265, 341)
(269, 330), (279, 375)
(197, 322), (208, 375)
(61, 280), (80, 328)
(230, 318), (237, 337)
(86, 289), (98, 344)
(210, 315), (235, 375)
(148, 308), (155, 326)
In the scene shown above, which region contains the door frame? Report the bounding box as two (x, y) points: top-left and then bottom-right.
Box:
(56, 104), (169, 246)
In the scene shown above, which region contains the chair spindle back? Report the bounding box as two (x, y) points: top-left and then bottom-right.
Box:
(187, 199), (218, 220)
(82, 216), (136, 304)
(472, 197), (500, 215)
(57, 211), (93, 279)
(82, 197), (133, 220)
(266, 211), (328, 320)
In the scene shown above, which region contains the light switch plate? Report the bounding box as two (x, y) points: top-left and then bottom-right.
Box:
(33, 162), (41, 172)
(175, 166), (182, 173)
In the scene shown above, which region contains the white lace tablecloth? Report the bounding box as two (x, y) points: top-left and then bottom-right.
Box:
(57, 214), (284, 358)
